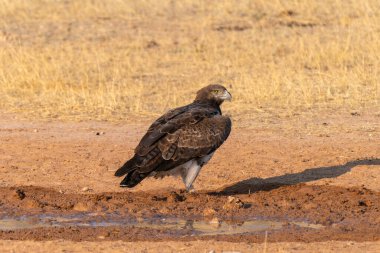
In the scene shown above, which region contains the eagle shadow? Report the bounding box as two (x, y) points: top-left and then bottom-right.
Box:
(214, 158), (380, 195)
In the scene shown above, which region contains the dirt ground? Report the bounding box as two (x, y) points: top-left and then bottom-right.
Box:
(0, 109), (379, 252)
(1, 240), (380, 253)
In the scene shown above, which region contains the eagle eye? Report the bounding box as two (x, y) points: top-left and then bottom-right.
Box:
(211, 90), (219, 94)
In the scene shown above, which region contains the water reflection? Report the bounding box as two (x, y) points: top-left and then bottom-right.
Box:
(0, 213), (324, 235)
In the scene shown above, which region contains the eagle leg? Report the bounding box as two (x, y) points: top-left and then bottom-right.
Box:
(181, 160), (201, 192)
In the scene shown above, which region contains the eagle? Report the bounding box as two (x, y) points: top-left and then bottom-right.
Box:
(115, 84), (232, 191)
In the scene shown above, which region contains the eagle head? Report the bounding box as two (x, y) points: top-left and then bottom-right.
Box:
(195, 84), (232, 105)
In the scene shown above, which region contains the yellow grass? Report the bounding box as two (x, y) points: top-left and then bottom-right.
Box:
(0, 0), (379, 121)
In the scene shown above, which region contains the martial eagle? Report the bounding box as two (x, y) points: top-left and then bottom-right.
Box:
(115, 84), (232, 191)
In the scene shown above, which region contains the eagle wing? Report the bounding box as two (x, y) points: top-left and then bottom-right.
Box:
(114, 104), (231, 184)
(157, 115), (231, 162)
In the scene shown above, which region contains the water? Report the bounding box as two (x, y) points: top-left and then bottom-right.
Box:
(0, 213), (323, 236)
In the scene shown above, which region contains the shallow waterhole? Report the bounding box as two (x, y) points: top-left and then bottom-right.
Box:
(0, 213), (324, 236)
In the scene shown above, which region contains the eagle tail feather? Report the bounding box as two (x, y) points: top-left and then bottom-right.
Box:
(114, 156), (138, 177)
(120, 170), (148, 188)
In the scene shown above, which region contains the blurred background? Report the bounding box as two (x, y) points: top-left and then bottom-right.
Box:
(0, 0), (379, 121)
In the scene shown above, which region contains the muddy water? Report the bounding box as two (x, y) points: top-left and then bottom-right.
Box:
(0, 213), (323, 236)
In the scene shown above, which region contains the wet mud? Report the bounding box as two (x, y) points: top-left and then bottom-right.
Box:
(0, 183), (379, 242)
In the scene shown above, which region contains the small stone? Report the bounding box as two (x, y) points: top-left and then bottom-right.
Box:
(235, 199), (244, 208)
(209, 217), (221, 228)
(350, 111), (360, 116)
(33, 129), (38, 133)
(209, 217), (220, 224)
(97, 236), (105, 239)
(203, 208), (217, 217)
(227, 196), (235, 203)
(81, 187), (89, 192)
(15, 189), (26, 200)
(73, 202), (89, 212)
(224, 196), (245, 210)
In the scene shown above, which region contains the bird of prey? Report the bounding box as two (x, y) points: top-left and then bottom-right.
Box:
(115, 84), (232, 191)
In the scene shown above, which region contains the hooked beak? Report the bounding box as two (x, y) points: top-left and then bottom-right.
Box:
(221, 90), (232, 101)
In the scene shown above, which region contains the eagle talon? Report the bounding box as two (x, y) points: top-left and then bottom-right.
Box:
(186, 185), (195, 193)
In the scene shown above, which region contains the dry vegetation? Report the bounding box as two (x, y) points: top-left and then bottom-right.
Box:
(0, 0), (379, 121)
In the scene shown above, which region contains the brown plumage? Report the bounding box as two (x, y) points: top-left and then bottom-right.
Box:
(115, 84), (232, 191)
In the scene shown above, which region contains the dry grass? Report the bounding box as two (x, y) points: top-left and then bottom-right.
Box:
(0, 0), (379, 121)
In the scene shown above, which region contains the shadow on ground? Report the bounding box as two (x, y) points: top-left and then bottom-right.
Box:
(217, 158), (380, 195)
